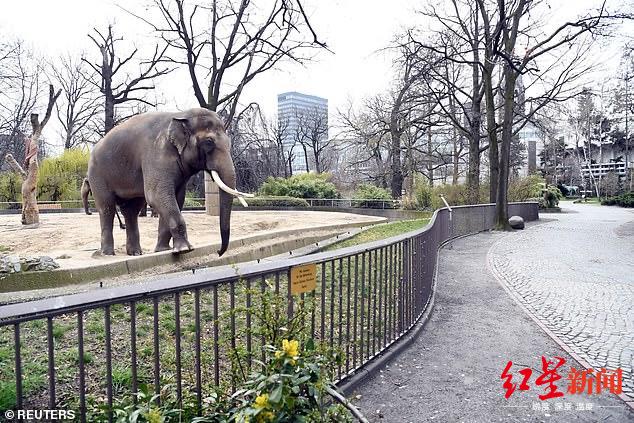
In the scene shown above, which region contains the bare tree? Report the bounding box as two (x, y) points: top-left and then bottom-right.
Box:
(83, 24), (170, 134)
(414, 0), (489, 204)
(136, 0), (327, 124)
(0, 41), (42, 167)
(490, 0), (629, 228)
(51, 54), (101, 148)
(337, 102), (391, 188)
(296, 107), (331, 173)
(5, 85), (61, 225)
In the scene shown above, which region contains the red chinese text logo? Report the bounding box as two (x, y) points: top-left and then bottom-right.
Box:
(501, 356), (623, 400)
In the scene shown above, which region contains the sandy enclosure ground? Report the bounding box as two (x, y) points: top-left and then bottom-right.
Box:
(0, 211), (383, 268)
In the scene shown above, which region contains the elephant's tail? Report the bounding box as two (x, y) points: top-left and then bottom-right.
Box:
(81, 178), (92, 215)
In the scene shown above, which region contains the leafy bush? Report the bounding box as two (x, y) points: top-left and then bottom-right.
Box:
(38, 149), (90, 201)
(184, 191), (203, 208)
(508, 175), (545, 202)
(233, 196), (309, 208)
(259, 173), (339, 199)
(541, 185), (562, 209)
(102, 288), (358, 423)
(0, 172), (21, 204)
(352, 183), (393, 208)
(414, 184), (433, 210)
(602, 192), (634, 208)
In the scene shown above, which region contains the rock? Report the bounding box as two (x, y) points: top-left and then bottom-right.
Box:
(0, 254), (59, 273)
(509, 215), (525, 230)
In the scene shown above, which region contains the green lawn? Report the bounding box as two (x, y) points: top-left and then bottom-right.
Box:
(325, 218), (431, 251)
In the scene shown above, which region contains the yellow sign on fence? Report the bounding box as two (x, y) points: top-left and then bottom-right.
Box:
(290, 263), (317, 295)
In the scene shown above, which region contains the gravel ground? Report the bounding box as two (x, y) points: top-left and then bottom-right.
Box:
(352, 227), (633, 422)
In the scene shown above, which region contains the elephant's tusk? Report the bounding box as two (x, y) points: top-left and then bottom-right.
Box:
(210, 170), (255, 198)
(237, 196), (248, 207)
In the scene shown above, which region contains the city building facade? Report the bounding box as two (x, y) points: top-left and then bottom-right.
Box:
(277, 91), (328, 174)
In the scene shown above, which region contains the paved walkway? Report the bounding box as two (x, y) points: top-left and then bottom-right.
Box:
(489, 202), (634, 400)
(353, 208), (633, 422)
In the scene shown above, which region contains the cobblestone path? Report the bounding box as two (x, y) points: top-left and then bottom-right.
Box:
(489, 202), (634, 401)
(353, 227), (632, 422)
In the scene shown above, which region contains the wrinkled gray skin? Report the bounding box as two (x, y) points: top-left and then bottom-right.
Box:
(87, 108), (236, 256)
(81, 178), (127, 230)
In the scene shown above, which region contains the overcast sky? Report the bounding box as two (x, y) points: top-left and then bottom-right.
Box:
(1, 0), (633, 148)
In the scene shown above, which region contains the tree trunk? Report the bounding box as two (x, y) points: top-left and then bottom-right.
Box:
(4, 85), (60, 226)
(390, 129), (403, 198)
(466, 97), (482, 204)
(495, 67), (517, 230)
(483, 72), (499, 203)
(427, 130), (434, 187)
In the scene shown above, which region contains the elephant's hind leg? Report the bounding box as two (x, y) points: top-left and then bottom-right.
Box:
(120, 198), (146, 256)
(97, 200), (117, 255)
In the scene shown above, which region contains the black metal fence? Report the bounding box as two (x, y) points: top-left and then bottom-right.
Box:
(0, 202), (538, 420)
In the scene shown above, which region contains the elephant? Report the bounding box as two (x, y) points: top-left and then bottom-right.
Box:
(86, 108), (251, 256)
(138, 200), (158, 218)
(81, 178), (126, 230)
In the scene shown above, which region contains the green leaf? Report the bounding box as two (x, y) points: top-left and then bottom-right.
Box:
(305, 338), (315, 351)
(269, 384), (283, 404)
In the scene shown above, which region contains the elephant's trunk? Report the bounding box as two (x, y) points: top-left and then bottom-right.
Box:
(211, 166), (237, 257)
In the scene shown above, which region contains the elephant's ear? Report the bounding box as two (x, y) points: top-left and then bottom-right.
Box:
(168, 115), (191, 156)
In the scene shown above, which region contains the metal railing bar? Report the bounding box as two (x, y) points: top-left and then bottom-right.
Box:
(77, 312), (86, 422)
(105, 306), (113, 422)
(194, 289), (202, 415)
(130, 302), (138, 404)
(47, 317), (56, 409)
(337, 257), (344, 379)
(246, 278), (252, 368)
(345, 255), (351, 374)
(174, 293), (182, 406)
(213, 285), (219, 386)
(152, 297), (160, 400)
(14, 323), (22, 411)
(352, 254), (359, 370)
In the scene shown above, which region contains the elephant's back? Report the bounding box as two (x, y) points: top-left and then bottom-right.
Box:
(88, 112), (172, 196)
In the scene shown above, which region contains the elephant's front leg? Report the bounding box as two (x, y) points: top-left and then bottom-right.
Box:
(155, 215), (172, 252)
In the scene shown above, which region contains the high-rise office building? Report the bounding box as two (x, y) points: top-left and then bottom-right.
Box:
(277, 91), (328, 174)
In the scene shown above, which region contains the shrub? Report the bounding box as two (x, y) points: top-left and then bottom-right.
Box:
(432, 184), (469, 209)
(352, 183), (393, 208)
(0, 172), (21, 203)
(37, 148), (90, 201)
(258, 173), (339, 199)
(414, 184), (433, 210)
(603, 192), (634, 208)
(183, 191), (203, 208)
(508, 174), (545, 202)
(541, 185), (562, 209)
(233, 196), (309, 208)
(102, 288), (358, 422)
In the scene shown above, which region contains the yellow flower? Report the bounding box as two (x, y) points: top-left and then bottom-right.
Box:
(275, 350), (283, 359)
(256, 410), (275, 422)
(144, 408), (162, 423)
(282, 339), (299, 357)
(254, 393), (269, 409)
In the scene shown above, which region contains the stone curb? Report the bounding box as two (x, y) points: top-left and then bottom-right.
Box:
(486, 229), (634, 411)
(0, 219), (385, 293)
